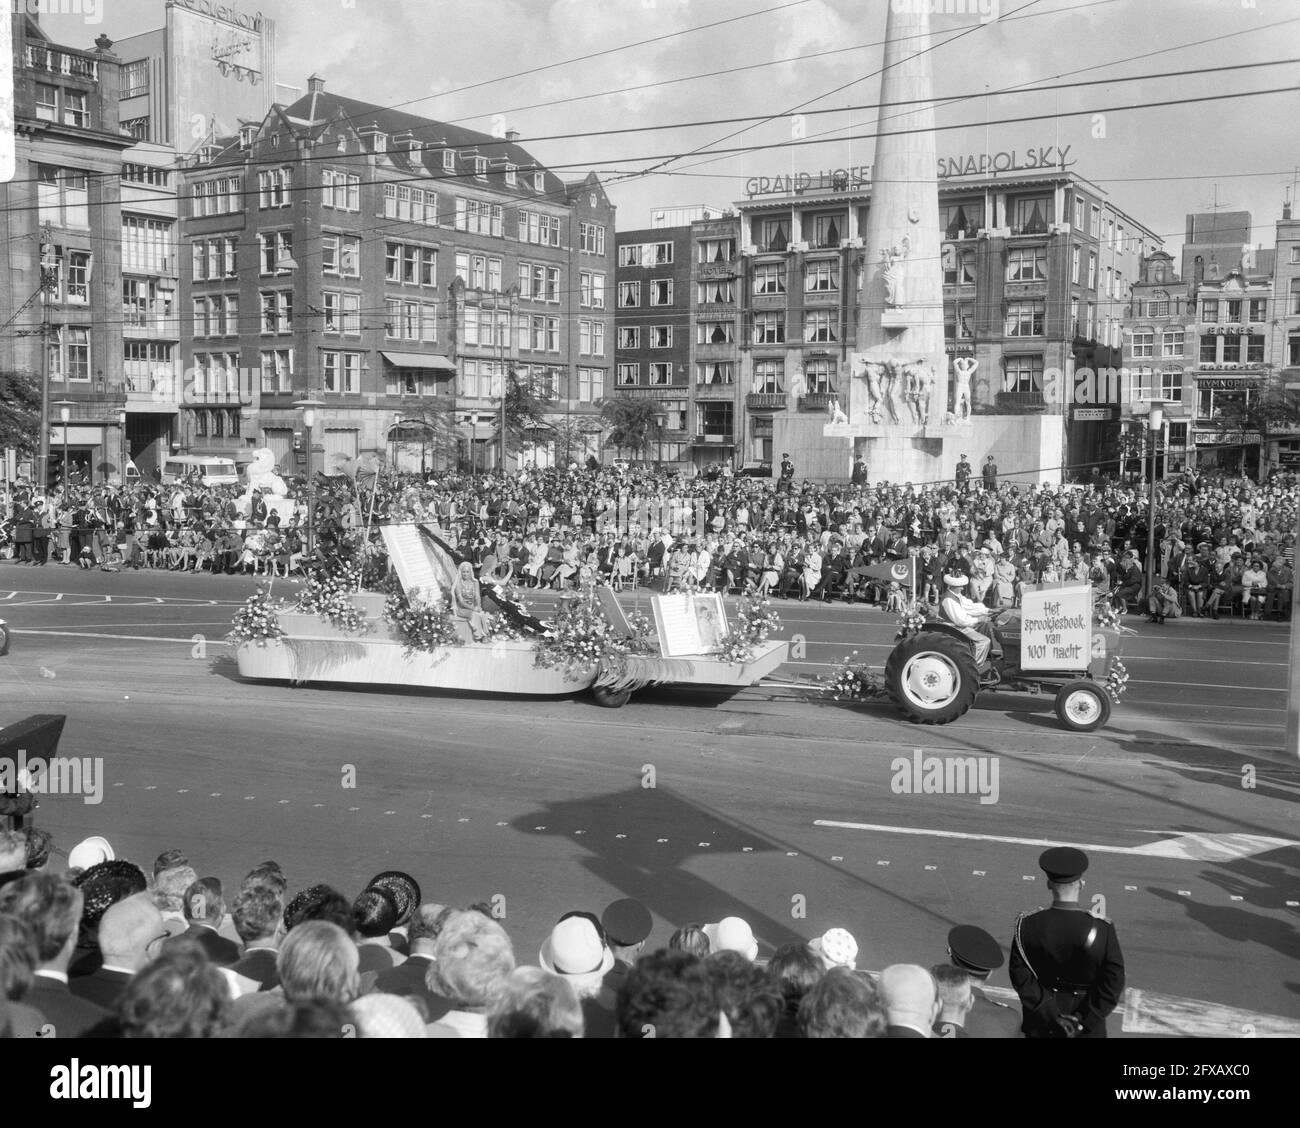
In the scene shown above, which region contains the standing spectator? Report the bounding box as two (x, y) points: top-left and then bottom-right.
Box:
(982, 455), (998, 493)
(778, 452), (795, 493)
(954, 454), (972, 495)
(372, 903), (454, 1022)
(851, 455), (868, 486)
(930, 965), (974, 1037)
(428, 910), (515, 1038)
(227, 884), (284, 990)
(797, 965), (886, 1039)
(169, 877), (240, 966)
(944, 924), (1022, 1038)
(880, 964), (939, 1038)
(70, 893), (167, 1011)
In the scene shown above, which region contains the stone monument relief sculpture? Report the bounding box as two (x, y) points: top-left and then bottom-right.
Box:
(952, 356), (977, 422)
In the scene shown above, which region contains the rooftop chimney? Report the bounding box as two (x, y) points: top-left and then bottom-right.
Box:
(307, 74), (325, 95)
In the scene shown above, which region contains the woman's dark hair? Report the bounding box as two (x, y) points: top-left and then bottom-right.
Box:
(767, 941), (826, 1003)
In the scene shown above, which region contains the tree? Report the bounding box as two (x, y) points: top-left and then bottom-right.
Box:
(598, 395), (664, 458)
(390, 403), (460, 473)
(499, 364), (555, 458)
(0, 368), (41, 456)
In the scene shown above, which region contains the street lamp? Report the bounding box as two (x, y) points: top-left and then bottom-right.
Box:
(294, 397), (325, 564)
(118, 409), (127, 483)
(53, 400), (74, 500)
(1144, 400), (1169, 602)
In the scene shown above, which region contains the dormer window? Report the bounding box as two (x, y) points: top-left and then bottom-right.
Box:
(442, 148), (455, 172)
(360, 126), (387, 153)
(238, 124), (256, 149)
(474, 156), (487, 180)
(505, 163), (517, 186)
(533, 170), (545, 192)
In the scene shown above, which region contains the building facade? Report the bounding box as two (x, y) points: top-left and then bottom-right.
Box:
(730, 170), (1160, 480)
(689, 213), (743, 469)
(3, 15), (131, 487)
(178, 78), (614, 474)
(1270, 200), (1300, 473)
(613, 224), (692, 465)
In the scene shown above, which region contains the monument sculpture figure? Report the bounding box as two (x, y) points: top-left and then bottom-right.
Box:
(952, 356), (977, 422)
(827, 396), (849, 425)
(880, 236), (911, 307)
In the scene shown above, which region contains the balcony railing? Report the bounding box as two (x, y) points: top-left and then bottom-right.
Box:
(798, 392), (836, 412)
(994, 391), (1046, 412)
(25, 46), (99, 81)
(746, 392), (786, 411)
(692, 432), (735, 445)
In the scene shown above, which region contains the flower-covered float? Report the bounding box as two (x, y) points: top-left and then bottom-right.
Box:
(231, 523), (788, 707)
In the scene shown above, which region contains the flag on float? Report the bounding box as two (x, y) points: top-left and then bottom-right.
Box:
(859, 557), (916, 587)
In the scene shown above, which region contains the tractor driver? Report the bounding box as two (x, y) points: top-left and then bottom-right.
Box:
(939, 573), (996, 673)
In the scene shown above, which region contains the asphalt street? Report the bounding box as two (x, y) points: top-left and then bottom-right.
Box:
(1, 560), (1298, 1035)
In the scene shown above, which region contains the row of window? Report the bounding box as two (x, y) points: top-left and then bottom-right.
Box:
(384, 299), (439, 342)
(1198, 335), (1266, 365)
(1130, 330), (1186, 358)
(618, 241), (674, 268)
(33, 83), (88, 127)
(1200, 298), (1269, 323)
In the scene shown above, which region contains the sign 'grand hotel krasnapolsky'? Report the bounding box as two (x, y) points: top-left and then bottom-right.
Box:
(744, 144), (1077, 196)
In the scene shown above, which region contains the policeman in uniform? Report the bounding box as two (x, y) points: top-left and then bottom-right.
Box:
(946, 924), (1021, 1038)
(1009, 847), (1125, 1038)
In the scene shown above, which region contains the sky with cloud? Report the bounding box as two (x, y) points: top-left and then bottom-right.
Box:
(40, 0), (1300, 264)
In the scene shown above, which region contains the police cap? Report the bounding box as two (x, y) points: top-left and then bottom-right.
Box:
(947, 924), (1005, 974)
(600, 898), (653, 947)
(1039, 846), (1089, 883)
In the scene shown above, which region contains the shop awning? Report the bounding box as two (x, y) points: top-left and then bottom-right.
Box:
(381, 351), (457, 372)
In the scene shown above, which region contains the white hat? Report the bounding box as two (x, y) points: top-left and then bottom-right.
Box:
(67, 836), (113, 872)
(943, 574), (970, 588)
(810, 927), (858, 969)
(702, 916), (759, 961)
(539, 917), (615, 985)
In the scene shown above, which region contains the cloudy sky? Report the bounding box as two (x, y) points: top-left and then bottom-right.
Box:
(43, 0), (1300, 263)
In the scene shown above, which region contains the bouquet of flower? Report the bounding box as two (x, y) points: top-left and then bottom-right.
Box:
(1094, 598), (1137, 636)
(293, 559), (372, 635)
(534, 593), (654, 680)
(383, 588), (462, 655)
(1104, 656), (1129, 703)
(228, 585), (285, 646)
(818, 651), (889, 702)
(713, 591), (782, 664)
(895, 601), (931, 641)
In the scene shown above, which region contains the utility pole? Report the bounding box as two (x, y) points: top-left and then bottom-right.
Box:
(37, 224), (55, 492)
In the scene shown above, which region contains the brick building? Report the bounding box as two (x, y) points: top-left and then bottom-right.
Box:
(178, 77), (614, 473)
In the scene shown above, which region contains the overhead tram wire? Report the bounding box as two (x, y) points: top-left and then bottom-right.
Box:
(631, 0), (1050, 183)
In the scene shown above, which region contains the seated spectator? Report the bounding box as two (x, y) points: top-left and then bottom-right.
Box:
(1241, 558), (1269, 620)
(427, 909), (515, 1038)
(0, 872), (109, 1037)
(70, 859), (149, 978)
(71, 893), (167, 1011)
(768, 941), (826, 1038)
(0, 914), (45, 1038)
(705, 949), (781, 1038)
(880, 963), (940, 1038)
(168, 877), (240, 966)
(279, 920), (361, 1007)
(351, 886), (403, 973)
(112, 936), (230, 1038)
(702, 916), (759, 961)
(487, 966), (584, 1038)
(152, 861), (199, 933)
(616, 950), (722, 1039)
(809, 927), (859, 972)
(797, 966), (886, 1038)
(228, 883), (284, 990)
(1266, 557), (1293, 620)
(373, 902), (454, 1022)
(668, 923), (710, 958)
(283, 884), (355, 934)
(364, 870), (421, 955)
(538, 914), (616, 1037)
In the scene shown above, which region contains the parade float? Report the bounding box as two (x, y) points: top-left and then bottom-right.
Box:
(230, 523), (788, 707)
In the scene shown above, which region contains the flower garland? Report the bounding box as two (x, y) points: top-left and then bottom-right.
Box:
(1104, 656), (1129, 703)
(713, 591), (782, 664)
(228, 585), (285, 646)
(534, 593), (657, 681)
(1094, 598), (1138, 636)
(382, 588), (462, 655)
(895, 602), (931, 641)
(293, 559), (372, 635)
(818, 651), (890, 702)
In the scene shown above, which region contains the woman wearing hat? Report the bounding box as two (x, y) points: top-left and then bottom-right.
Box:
(1241, 558), (1268, 620)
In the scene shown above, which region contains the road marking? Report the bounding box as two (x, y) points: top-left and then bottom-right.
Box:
(813, 820), (1300, 861)
(14, 630), (230, 644)
(1121, 987), (1300, 1037)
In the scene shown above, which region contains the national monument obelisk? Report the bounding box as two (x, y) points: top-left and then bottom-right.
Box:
(823, 1), (954, 479)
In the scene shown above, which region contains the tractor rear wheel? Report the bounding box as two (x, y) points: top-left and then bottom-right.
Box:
(885, 632), (980, 725)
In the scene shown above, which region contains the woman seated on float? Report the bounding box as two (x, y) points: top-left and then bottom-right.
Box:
(452, 561), (492, 642)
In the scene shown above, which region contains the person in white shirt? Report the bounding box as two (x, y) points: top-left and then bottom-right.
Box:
(939, 574), (995, 669)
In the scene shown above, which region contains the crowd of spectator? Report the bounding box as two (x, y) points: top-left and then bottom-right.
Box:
(0, 829), (1010, 1039)
(2, 463), (1295, 620)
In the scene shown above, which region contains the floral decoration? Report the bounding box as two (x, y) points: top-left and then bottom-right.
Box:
(228, 585), (285, 646)
(1104, 656), (1129, 703)
(383, 588), (462, 655)
(895, 601), (932, 641)
(818, 651), (889, 702)
(713, 591), (782, 664)
(293, 559), (372, 635)
(534, 592), (657, 681)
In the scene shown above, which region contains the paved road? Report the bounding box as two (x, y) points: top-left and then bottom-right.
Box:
(1, 562), (1297, 1033)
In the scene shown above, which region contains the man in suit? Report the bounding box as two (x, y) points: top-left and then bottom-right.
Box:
(0, 873), (108, 1037)
(945, 924), (1021, 1037)
(372, 902), (454, 1023)
(1009, 847), (1125, 1038)
(600, 898), (652, 1002)
(71, 893), (166, 1010)
(168, 876), (241, 966)
(228, 883), (284, 990)
(879, 963), (938, 1038)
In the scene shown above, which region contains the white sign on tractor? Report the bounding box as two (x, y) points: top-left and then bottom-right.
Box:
(1019, 584), (1093, 672)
